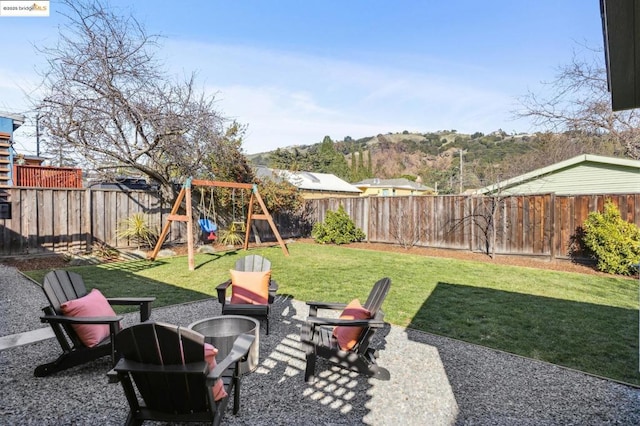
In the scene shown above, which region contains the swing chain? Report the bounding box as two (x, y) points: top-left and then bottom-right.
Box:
(231, 188), (246, 232)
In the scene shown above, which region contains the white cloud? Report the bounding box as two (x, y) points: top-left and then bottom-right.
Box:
(3, 35), (534, 156)
(162, 39), (531, 153)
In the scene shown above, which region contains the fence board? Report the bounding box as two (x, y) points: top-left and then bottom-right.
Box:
(53, 190), (67, 250)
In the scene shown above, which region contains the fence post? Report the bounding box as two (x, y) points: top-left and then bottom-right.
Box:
(550, 193), (556, 260)
(364, 197), (370, 242)
(84, 188), (92, 252)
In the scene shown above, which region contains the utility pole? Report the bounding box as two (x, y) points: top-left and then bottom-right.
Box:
(36, 114), (40, 157)
(459, 149), (463, 194)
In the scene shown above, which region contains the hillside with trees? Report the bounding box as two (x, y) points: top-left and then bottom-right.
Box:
(251, 45), (640, 194)
(249, 129), (627, 194)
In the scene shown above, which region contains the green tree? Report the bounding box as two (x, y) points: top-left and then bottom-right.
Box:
(313, 136), (350, 180)
(350, 146), (357, 181)
(253, 178), (303, 215)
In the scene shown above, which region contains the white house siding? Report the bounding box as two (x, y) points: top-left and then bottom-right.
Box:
(499, 162), (640, 195)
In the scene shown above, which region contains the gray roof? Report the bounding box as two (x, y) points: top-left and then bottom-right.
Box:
(354, 177), (432, 191)
(601, 0), (640, 111)
(255, 166), (361, 193)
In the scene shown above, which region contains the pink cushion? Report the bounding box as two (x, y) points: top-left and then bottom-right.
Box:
(229, 269), (271, 305)
(59, 288), (117, 347)
(332, 299), (371, 351)
(204, 343), (228, 401)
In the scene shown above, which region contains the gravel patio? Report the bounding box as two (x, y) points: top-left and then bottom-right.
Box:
(1, 263), (639, 425)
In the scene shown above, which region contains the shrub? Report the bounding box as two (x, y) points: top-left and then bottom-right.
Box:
(582, 200), (640, 275)
(116, 212), (159, 250)
(312, 205), (365, 244)
(218, 226), (244, 246)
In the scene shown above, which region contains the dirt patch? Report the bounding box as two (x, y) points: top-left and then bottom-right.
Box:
(0, 238), (609, 277)
(0, 253), (72, 272)
(331, 240), (607, 276)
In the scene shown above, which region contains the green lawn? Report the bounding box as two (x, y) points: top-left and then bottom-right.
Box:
(25, 242), (640, 386)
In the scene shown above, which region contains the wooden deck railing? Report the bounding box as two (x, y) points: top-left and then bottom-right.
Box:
(13, 165), (83, 188)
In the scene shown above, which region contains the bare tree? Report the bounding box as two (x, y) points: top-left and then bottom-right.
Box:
(499, 131), (623, 180)
(387, 196), (424, 249)
(517, 47), (640, 159)
(35, 0), (250, 197)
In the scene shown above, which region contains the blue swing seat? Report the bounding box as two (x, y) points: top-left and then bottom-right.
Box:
(198, 218), (217, 233)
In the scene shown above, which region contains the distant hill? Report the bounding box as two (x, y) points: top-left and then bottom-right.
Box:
(248, 130), (626, 194)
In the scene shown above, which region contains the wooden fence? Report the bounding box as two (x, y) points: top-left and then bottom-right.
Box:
(305, 193), (640, 260)
(0, 188), (185, 256)
(13, 165), (83, 188)
(1, 187), (639, 259)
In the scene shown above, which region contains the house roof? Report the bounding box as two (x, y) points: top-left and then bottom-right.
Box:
(0, 111), (26, 131)
(255, 166), (361, 193)
(473, 154), (640, 195)
(600, 0), (640, 111)
(354, 177), (432, 191)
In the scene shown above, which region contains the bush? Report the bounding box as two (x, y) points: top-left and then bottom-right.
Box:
(312, 205), (365, 244)
(582, 200), (640, 275)
(117, 212), (159, 250)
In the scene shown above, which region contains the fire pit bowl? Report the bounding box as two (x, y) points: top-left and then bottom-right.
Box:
(188, 315), (260, 374)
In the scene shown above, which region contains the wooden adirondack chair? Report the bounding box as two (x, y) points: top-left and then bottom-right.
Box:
(111, 322), (254, 426)
(216, 255), (278, 334)
(34, 270), (155, 377)
(301, 277), (391, 383)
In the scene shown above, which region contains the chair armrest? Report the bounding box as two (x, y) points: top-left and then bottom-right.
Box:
(114, 358), (208, 375)
(209, 333), (255, 381)
(106, 297), (155, 322)
(216, 280), (232, 305)
(40, 314), (123, 325)
(306, 301), (348, 311)
(305, 316), (385, 328)
(106, 297), (155, 305)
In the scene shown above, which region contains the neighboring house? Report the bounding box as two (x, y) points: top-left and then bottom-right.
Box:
(0, 112), (26, 218)
(473, 154), (640, 196)
(353, 177), (435, 197)
(254, 166), (361, 199)
(0, 111), (25, 189)
(1, 111), (82, 191)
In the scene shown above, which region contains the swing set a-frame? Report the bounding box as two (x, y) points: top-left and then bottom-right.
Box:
(149, 177), (289, 271)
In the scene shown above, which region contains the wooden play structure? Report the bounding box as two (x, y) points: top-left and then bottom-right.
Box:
(150, 178), (289, 270)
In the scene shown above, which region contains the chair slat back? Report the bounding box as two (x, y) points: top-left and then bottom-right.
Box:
(42, 270), (91, 348)
(115, 322), (210, 415)
(235, 255), (270, 272)
(362, 277), (391, 316)
(354, 309), (385, 354)
(43, 270), (88, 312)
(352, 278), (390, 354)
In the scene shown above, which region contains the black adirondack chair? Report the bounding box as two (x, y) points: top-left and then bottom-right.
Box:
(301, 277), (391, 383)
(216, 255), (278, 334)
(34, 270), (155, 377)
(111, 322), (254, 426)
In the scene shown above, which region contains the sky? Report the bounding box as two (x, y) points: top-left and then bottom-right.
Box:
(1, 0), (605, 155)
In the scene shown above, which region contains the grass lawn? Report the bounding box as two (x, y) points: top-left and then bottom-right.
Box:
(25, 242), (640, 386)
